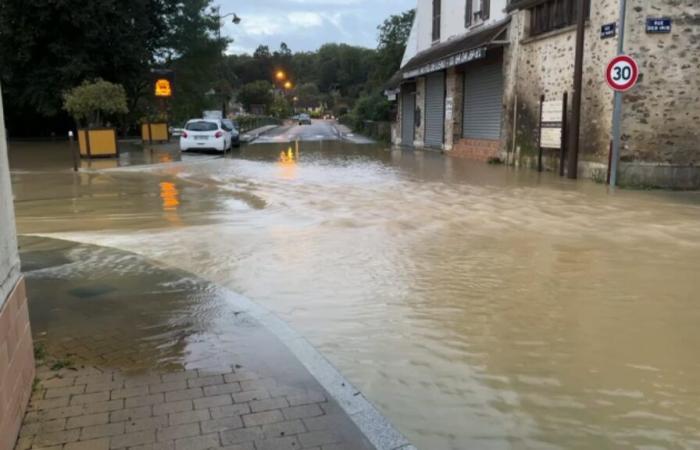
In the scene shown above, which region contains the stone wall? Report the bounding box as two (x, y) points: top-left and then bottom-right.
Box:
(443, 67), (460, 151)
(0, 84), (35, 450)
(622, 0), (700, 167)
(502, 0), (619, 169)
(414, 77), (426, 147)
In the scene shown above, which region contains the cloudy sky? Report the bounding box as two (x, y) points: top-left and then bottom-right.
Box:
(216, 0), (415, 55)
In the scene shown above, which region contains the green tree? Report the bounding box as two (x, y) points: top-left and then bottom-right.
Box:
(269, 93), (292, 118)
(295, 83), (321, 109)
(371, 9), (415, 87)
(63, 79), (129, 127)
(237, 81), (273, 113)
(0, 0), (224, 135)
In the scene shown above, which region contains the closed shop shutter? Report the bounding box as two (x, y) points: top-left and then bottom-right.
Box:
(424, 71), (445, 147)
(462, 64), (503, 140)
(401, 86), (415, 146)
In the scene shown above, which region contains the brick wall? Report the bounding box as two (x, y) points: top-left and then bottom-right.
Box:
(452, 138), (501, 161)
(0, 277), (34, 450)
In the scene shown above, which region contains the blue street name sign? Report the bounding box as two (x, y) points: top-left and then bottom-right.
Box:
(601, 22), (616, 39)
(646, 18), (672, 33)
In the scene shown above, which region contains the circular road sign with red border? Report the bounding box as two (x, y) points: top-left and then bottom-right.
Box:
(606, 55), (639, 91)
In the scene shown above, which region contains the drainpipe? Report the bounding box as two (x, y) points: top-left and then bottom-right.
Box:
(567, 0), (586, 179)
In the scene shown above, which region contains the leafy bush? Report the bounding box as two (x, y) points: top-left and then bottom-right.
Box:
(237, 81), (274, 113)
(63, 79), (128, 127)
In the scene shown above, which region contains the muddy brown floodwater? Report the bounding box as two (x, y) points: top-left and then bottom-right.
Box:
(9, 140), (700, 450)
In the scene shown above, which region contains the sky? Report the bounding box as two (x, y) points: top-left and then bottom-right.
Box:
(216, 0), (415, 55)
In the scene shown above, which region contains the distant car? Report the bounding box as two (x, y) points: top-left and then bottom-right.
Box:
(298, 114), (311, 125)
(221, 119), (240, 147)
(180, 119), (233, 152)
(169, 125), (184, 137)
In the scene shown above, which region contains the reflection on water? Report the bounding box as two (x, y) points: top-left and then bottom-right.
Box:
(159, 181), (180, 211)
(9, 141), (700, 450)
(278, 144), (299, 180)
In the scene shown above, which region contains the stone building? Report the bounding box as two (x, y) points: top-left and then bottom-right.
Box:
(390, 0), (700, 188)
(0, 84), (34, 450)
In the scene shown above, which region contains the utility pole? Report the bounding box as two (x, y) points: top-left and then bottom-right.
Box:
(566, 0), (587, 179)
(609, 0), (628, 188)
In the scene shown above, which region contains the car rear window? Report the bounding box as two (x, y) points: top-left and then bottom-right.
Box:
(185, 121), (218, 131)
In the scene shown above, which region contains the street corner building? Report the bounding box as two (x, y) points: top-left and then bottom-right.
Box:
(387, 0), (700, 189)
(0, 85), (35, 450)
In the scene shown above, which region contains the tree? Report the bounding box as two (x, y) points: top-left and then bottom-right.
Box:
(269, 93), (292, 118)
(371, 9), (415, 87)
(237, 81), (273, 113)
(0, 0), (224, 135)
(295, 83), (321, 109)
(63, 79), (128, 127)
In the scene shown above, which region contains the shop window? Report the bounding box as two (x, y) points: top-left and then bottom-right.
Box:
(529, 0), (590, 36)
(433, 0), (441, 41)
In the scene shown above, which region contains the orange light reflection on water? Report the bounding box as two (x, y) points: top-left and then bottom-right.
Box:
(278, 145), (299, 180)
(159, 181), (180, 211)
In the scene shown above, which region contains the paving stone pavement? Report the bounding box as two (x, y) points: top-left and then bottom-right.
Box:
(14, 238), (378, 450)
(16, 364), (373, 450)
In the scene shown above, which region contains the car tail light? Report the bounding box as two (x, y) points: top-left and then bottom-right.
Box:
(215, 131), (223, 138)
(182, 131), (188, 138)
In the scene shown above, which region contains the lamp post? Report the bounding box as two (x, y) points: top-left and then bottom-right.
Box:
(215, 7), (242, 116)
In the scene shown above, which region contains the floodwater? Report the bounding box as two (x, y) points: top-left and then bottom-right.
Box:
(9, 140), (700, 450)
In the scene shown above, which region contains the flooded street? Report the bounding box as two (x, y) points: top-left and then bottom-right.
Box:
(9, 139), (700, 450)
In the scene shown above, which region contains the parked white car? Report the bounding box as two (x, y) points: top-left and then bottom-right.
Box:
(179, 119), (232, 152)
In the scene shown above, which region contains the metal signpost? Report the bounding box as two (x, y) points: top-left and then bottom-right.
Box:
(606, 0), (640, 189)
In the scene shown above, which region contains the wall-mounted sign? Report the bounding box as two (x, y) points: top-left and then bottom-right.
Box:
(154, 78), (172, 97)
(445, 97), (454, 121)
(403, 47), (486, 79)
(646, 18), (671, 33)
(600, 23), (616, 39)
(540, 100), (563, 149)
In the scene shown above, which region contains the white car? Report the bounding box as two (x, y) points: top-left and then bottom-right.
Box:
(180, 119), (232, 152)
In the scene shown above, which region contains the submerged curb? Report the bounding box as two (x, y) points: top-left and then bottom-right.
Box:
(220, 288), (417, 450)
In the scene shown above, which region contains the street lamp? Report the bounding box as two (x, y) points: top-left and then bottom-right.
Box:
(214, 7), (242, 116)
(275, 70), (286, 81)
(283, 81), (293, 90)
(215, 8), (242, 41)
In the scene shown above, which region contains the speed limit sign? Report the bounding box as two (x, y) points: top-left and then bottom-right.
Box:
(606, 55), (639, 91)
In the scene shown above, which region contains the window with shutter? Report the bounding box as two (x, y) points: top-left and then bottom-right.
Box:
(465, 0), (473, 26)
(481, 0), (490, 20)
(529, 0), (590, 36)
(432, 0), (441, 41)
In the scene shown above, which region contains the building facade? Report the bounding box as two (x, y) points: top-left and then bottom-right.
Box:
(391, 0), (700, 188)
(0, 84), (34, 450)
(393, 0), (511, 161)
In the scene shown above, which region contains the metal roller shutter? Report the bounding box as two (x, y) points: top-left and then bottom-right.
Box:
(424, 71), (445, 147)
(463, 64), (503, 140)
(401, 86), (415, 146)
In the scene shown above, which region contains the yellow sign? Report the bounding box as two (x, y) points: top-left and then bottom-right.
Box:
(155, 78), (172, 97)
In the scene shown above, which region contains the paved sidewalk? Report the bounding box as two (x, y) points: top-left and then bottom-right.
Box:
(14, 237), (378, 450)
(19, 364), (361, 450)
